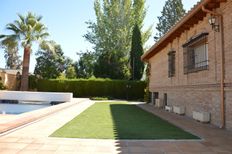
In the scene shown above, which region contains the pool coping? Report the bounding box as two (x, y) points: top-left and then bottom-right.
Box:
(0, 99), (85, 134)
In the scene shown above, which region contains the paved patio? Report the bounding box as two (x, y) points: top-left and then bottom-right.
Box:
(0, 100), (231, 154)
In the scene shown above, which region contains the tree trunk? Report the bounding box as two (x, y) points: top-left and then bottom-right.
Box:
(20, 46), (31, 91)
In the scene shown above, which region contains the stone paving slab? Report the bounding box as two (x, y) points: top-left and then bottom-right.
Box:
(0, 100), (231, 153)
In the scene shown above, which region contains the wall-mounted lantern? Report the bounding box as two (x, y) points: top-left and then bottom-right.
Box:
(208, 15), (220, 32)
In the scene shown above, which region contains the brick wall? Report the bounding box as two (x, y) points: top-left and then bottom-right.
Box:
(148, 0), (232, 130)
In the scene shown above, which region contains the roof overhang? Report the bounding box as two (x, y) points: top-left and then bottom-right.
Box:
(142, 0), (226, 62)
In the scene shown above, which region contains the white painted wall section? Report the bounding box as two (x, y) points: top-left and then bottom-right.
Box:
(0, 91), (73, 102)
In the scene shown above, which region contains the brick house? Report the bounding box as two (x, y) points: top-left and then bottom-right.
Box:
(142, 0), (232, 130)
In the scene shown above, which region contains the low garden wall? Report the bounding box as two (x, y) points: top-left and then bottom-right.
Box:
(29, 78), (146, 100)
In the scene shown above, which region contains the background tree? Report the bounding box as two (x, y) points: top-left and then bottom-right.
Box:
(94, 51), (130, 79)
(75, 51), (95, 78)
(130, 24), (144, 80)
(63, 57), (74, 72)
(1, 39), (21, 69)
(65, 65), (76, 79)
(63, 57), (76, 79)
(0, 12), (52, 90)
(84, 0), (151, 79)
(154, 0), (185, 41)
(34, 41), (65, 79)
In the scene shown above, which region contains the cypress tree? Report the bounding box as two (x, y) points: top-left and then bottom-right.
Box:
(130, 24), (144, 80)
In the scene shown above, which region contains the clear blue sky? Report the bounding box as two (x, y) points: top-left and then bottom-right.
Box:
(0, 0), (199, 72)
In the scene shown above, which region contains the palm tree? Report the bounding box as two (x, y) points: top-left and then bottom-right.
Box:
(0, 12), (51, 91)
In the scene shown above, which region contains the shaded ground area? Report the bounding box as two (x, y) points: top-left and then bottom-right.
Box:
(51, 102), (199, 139)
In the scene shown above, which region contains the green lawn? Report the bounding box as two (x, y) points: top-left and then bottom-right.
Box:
(51, 102), (199, 139)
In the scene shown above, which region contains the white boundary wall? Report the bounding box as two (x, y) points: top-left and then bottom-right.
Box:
(0, 90), (73, 102)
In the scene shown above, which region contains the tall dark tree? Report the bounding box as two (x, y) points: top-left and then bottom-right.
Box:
(34, 41), (65, 79)
(154, 0), (185, 41)
(130, 24), (144, 80)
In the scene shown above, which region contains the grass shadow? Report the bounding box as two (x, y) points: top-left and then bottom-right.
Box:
(110, 103), (199, 140)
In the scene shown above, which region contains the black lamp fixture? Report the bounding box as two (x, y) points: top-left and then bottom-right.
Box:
(208, 15), (220, 32)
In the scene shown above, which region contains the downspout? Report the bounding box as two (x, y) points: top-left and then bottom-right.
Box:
(202, 6), (225, 128)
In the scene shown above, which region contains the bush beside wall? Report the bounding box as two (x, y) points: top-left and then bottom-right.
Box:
(29, 78), (146, 100)
(0, 77), (5, 90)
(0, 82), (5, 90)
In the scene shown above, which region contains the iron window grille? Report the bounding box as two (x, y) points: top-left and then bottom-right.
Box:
(168, 50), (176, 77)
(183, 32), (209, 74)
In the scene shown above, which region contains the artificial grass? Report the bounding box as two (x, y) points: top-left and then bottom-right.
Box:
(51, 102), (199, 139)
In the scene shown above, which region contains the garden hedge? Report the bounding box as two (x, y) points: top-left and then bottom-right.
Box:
(29, 78), (146, 100)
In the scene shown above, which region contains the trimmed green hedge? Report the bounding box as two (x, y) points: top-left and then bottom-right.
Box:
(29, 78), (146, 100)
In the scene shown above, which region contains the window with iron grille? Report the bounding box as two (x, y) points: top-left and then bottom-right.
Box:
(168, 50), (176, 77)
(183, 32), (209, 74)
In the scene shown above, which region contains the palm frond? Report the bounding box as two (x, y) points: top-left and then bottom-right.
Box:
(27, 12), (34, 19)
(1, 37), (18, 48)
(14, 20), (23, 31)
(6, 23), (21, 34)
(27, 17), (36, 27)
(34, 23), (43, 32)
(37, 15), (43, 21)
(0, 34), (19, 42)
(28, 25), (33, 32)
(0, 35), (7, 39)
(17, 13), (25, 23)
(20, 24), (27, 33)
(39, 32), (49, 38)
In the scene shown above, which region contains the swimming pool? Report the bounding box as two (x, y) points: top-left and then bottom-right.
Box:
(0, 103), (51, 114)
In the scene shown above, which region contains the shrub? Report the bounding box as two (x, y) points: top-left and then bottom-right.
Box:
(144, 86), (151, 103)
(30, 78), (146, 100)
(90, 97), (110, 101)
(0, 83), (5, 90)
(0, 77), (6, 90)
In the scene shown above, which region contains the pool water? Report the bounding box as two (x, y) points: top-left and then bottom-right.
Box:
(0, 103), (51, 114)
